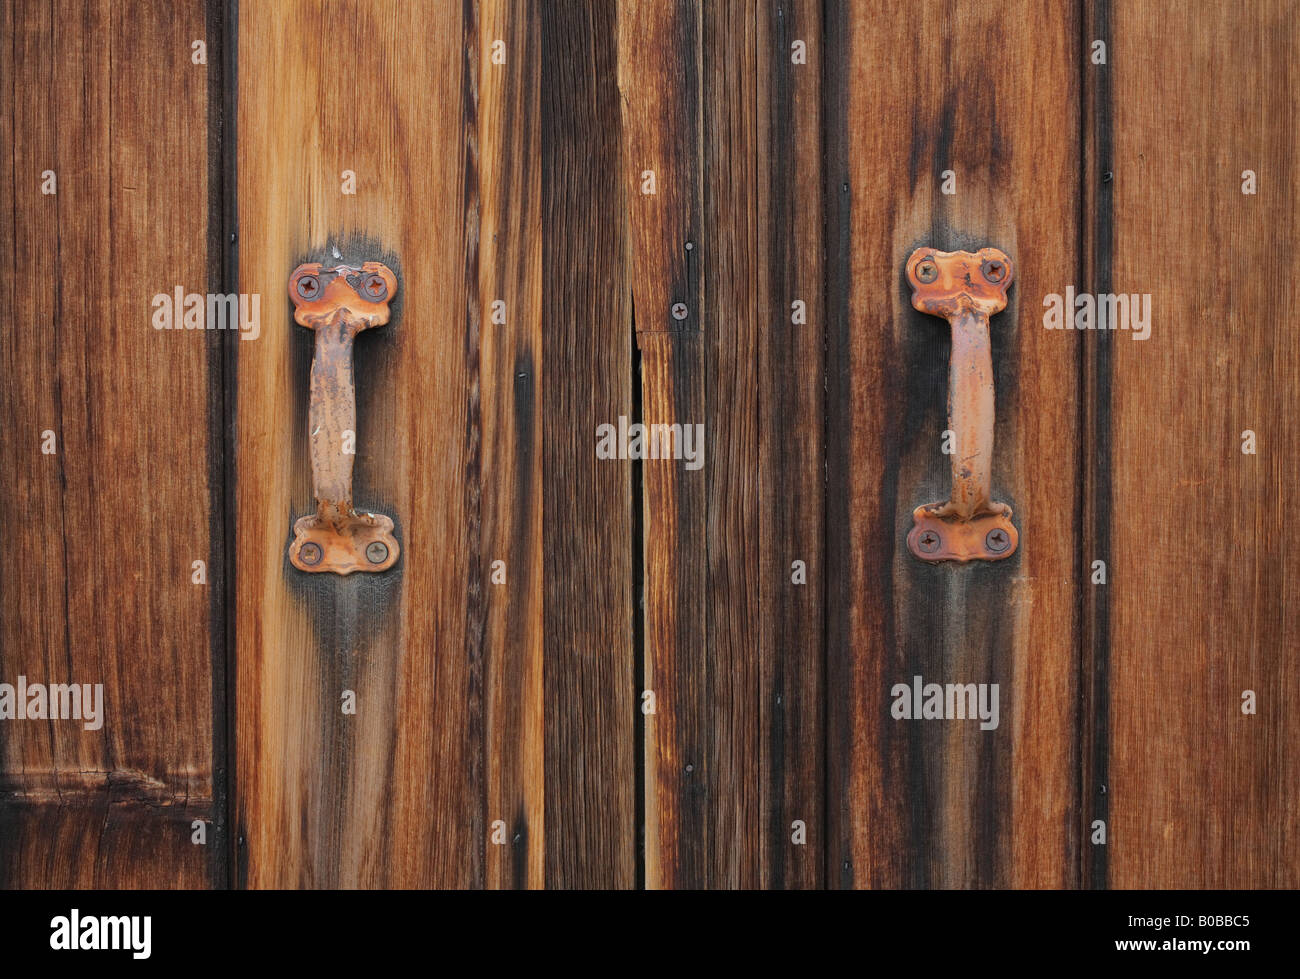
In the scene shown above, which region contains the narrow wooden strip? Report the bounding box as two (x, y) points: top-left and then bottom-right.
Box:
(540, 0), (637, 889)
(1079, 0), (1114, 891)
(639, 331), (709, 888)
(696, 0), (762, 889)
(757, 0), (825, 889)
(480, 0), (544, 890)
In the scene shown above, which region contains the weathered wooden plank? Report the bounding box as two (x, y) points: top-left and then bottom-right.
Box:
(624, 0), (770, 888)
(824, 0), (1084, 888)
(619, 0), (701, 337)
(1105, 0), (1300, 888)
(620, 0), (707, 889)
(234, 0), (478, 887)
(540, 0), (637, 888)
(700, 0), (762, 889)
(757, 0), (824, 888)
(637, 330), (710, 888)
(479, 0), (544, 891)
(0, 0), (219, 888)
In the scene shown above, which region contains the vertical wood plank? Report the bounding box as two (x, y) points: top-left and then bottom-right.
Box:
(1079, 0), (1114, 891)
(540, 0), (637, 888)
(757, 0), (824, 888)
(0, 0), (219, 888)
(235, 0), (477, 887)
(624, 0), (771, 888)
(701, 0), (762, 889)
(620, 0), (708, 889)
(824, 0), (1084, 888)
(480, 0), (544, 891)
(1105, 0), (1300, 887)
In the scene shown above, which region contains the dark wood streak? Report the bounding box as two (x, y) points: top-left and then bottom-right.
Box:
(758, 0), (824, 889)
(207, 0), (235, 891)
(1079, 0), (1113, 892)
(540, 0), (636, 888)
(460, 0), (487, 893)
(819, 0), (860, 890)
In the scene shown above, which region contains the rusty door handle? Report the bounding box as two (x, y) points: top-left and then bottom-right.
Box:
(904, 247), (1018, 563)
(287, 261), (399, 574)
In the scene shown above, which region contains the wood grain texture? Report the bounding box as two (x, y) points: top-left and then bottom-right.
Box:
(823, 0), (1084, 888)
(1079, 0), (1113, 891)
(1105, 0), (1300, 888)
(4, 0), (1295, 894)
(623, 0), (775, 888)
(540, 0), (637, 888)
(700, 0), (761, 889)
(235, 0), (480, 887)
(479, 0), (544, 892)
(620, 0), (706, 889)
(0, 0), (219, 887)
(757, 0), (823, 888)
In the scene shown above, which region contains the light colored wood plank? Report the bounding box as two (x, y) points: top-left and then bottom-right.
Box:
(235, 0), (477, 888)
(1107, 0), (1300, 888)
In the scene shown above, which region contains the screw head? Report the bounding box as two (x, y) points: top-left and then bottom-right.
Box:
(296, 274), (321, 300)
(981, 259), (1007, 283)
(299, 541), (322, 565)
(365, 541), (390, 564)
(916, 259), (939, 284)
(985, 528), (1010, 553)
(671, 303), (688, 321)
(917, 530), (941, 553)
(360, 272), (388, 302)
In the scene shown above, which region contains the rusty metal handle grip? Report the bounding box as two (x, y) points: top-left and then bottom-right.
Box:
(904, 247), (1018, 563)
(287, 261), (399, 574)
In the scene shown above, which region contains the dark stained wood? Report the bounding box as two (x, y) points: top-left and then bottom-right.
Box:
(757, 0), (824, 888)
(823, 0), (1084, 888)
(540, 0), (637, 888)
(0, 0), (220, 888)
(1104, 0), (1300, 888)
(1079, 0), (1114, 891)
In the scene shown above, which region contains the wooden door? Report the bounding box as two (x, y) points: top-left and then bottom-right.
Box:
(1, 0), (1295, 891)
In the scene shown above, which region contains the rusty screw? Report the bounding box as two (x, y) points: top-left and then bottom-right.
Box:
(671, 303), (688, 321)
(985, 528), (1010, 553)
(365, 541), (389, 565)
(981, 259), (1007, 283)
(916, 258), (939, 284)
(917, 530), (941, 553)
(299, 541), (322, 566)
(360, 272), (388, 302)
(296, 274), (321, 300)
